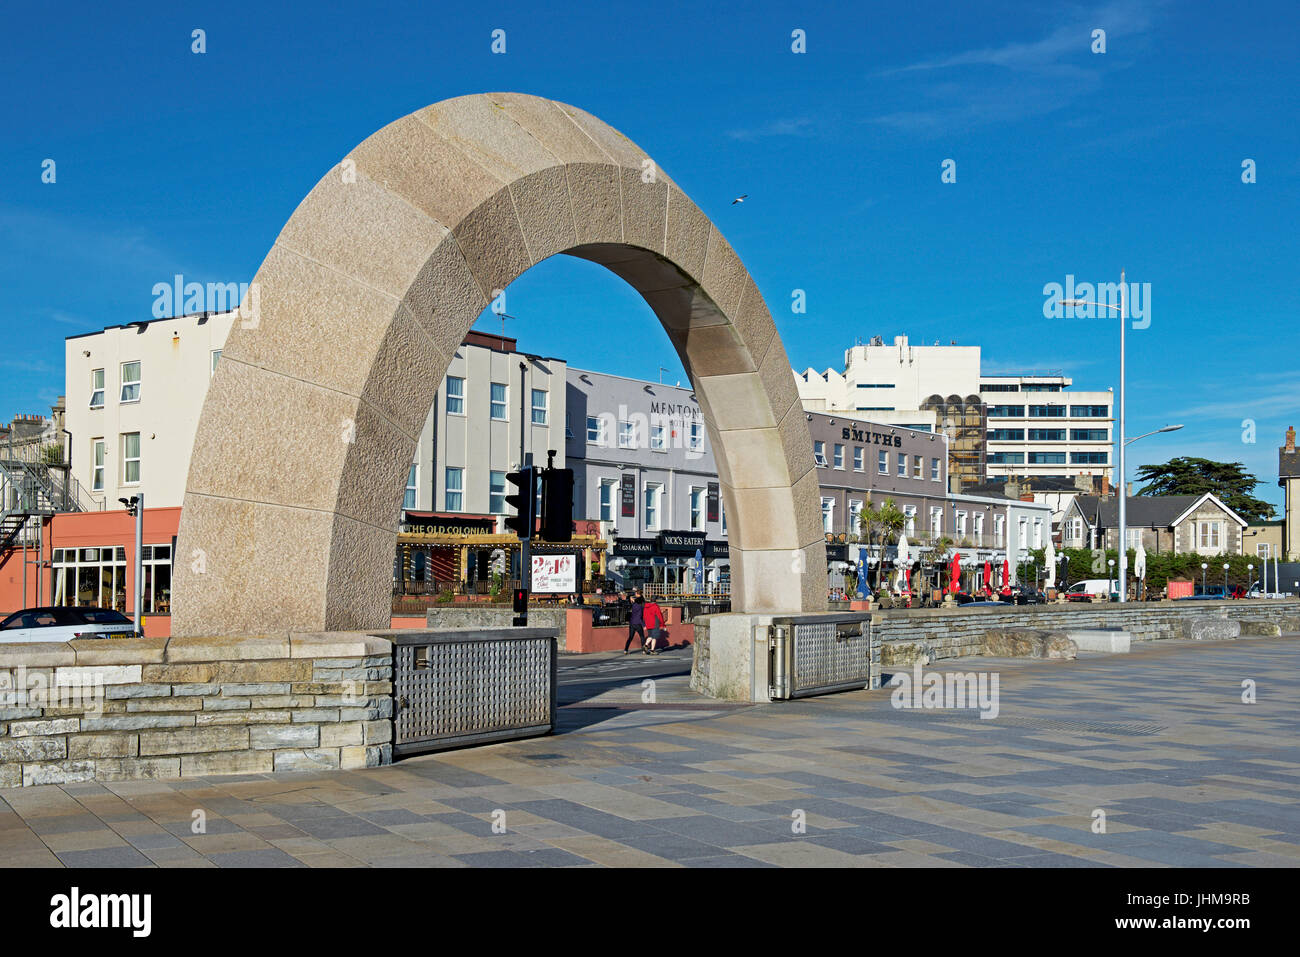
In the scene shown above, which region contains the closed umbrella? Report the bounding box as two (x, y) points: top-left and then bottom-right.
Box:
(895, 534), (910, 592)
(1002, 558), (1011, 589)
(1134, 539), (1147, 596)
(856, 547), (869, 599)
(984, 560), (992, 592)
(949, 552), (961, 593)
(1045, 539), (1057, 589)
(694, 548), (705, 592)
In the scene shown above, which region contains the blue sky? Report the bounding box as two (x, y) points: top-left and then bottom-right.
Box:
(2, 0), (1297, 508)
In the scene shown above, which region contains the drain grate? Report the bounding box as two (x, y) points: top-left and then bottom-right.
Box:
(869, 709), (1166, 736)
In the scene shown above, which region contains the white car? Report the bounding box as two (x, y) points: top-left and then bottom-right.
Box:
(1063, 579), (1118, 602)
(0, 606), (141, 643)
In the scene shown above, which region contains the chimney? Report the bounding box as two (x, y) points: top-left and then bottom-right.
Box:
(1126, 482), (1133, 497)
(1003, 480), (1019, 500)
(1286, 426), (1296, 453)
(1074, 472), (1092, 492)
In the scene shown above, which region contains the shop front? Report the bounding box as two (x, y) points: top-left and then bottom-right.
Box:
(609, 531), (729, 597)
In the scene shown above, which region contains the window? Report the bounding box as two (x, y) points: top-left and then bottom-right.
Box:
(121, 432), (140, 484)
(986, 405), (1025, 417)
(690, 487), (705, 531)
(833, 444), (844, 469)
(619, 420), (636, 449)
(1070, 405), (1110, 418)
(688, 421), (703, 451)
(210, 350), (222, 376)
(1257, 542), (1271, 559)
(1028, 452), (1066, 464)
(981, 383), (1020, 392)
(1028, 404), (1067, 417)
(821, 498), (835, 534)
(91, 439), (105, 492)
(490, 382), (508, 420)
(1199, 521), (1221, 549)
(446, 377), (465, 415)
(1126, 527), (1142, 549)
(1022, 384), (1061, 392)
(956, 511), (967, 538)
(644, 483), (662, 530)
(1018, 517), (1028, 551)
(444, 467), (463, 511)
(120, 361), (141, 403)
(931, 457), (940, 481)
(1071, 452), (1109, 464)
(531, 389), (548, 425)
(586, 415), (605, 444)
(651, 422), (666, 451)
(897, 453), (906, 477)
(974, 513), (984, 544)
(848, 499), (862, 533)
(994, 515), (1005, 546)
(1027, 429), (1065, 441)
(1070, 429), (1109, 441)
(404, 465), (418, 510)
(912, 455), (922, 478)
(855, 383), (896, 389)
(930, 507), (943, 535)
(878, 450), (888, 474)
(1070, 518), (1083, 542)
(988, 452), (1024, 465)
(903, 505), (916, 537)
(489, 471), (506, 514)
(1034, 519), (1044, 548)
(599, 480), (615, 522)
(90, 369), (105, 408)
(814, 441), (828, 467)
(988, 429), (1025, 441)
(853, 447), (864, 471)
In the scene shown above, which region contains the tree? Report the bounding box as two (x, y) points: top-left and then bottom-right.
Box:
(1134, 457), (1275, 524)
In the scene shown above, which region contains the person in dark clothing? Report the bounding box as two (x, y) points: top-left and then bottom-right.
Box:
(624, 596), (647, 653)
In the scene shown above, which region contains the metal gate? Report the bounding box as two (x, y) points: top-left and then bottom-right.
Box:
(768, 613), (876, 700)
(392, 629), (557, 757)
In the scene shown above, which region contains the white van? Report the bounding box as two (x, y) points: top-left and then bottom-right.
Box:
(1063, 579), (1118, 602)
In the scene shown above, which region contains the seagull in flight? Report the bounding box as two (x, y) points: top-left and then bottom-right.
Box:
(731, 194), (747, 205)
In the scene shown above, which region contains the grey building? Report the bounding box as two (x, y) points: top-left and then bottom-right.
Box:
(565, 368), (728, 591)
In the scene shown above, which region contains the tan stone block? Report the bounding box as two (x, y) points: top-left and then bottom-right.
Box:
(23, 760), (94, 786)
(450, 186), (533, 301)
(0, 736), (66, 761)
(700, 227), (747, 318)
(276, 166), (448, 303)
(363, 719), (392, 745)
(552, 99), (649, 170)
(417, 94), (562, 182)
(290, 633), (392, 659)
(732, 275), (779, 366)
(213, 659), (312, 684)
(355, 303), (449, 439)
(68, 733), (138, 759)
(401, 237), (488, 357)
(138, 726), (249, 756)
(0, 643), (76, 667)
(509, 165), (578, 264)
(54, 664), (141, 686)
(792, 469), (827, 549)
(8, 717), (78, 737)
(142, 663), (214, 683)
(620, 167), (668, 255)
(724, 486), (802, 551)
(711, 427), (790, 490)
(776, 401), (818, 487)
(320, 721), (363, 748)
(322, 512), (402, 632)
(70, 637), (167, 665)
(694, 372), (779, 432)
(93, 757), (181, 782)
(664, 187), (710, 280)
(570, 244), (693, 298)
(181, 750), (274, 777)
(195, 710), (291, 726)
(273, 748), (339, 771)
(800, 540), (831, 612)
(484, 93), (609, 165)
(565, 164), (622, 247)
(668, 321), (757, 378)
(756, 331), (799, 417)
(126, 696), (206, 713)
(729, 549), (807, 613)
(164, 633), (292, 662)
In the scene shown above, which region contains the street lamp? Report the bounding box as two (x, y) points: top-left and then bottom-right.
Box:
(1125, 424), (1184, 447)
(1107, 558), (1115, 599)
(1201, 562), (1208, 595)
(1223, 562), (1230, 597)
(1248, 564), (1254, 596)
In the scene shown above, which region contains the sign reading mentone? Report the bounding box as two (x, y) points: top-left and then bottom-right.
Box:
(841, 425), (903, 447)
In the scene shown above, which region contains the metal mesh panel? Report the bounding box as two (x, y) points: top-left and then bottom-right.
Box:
(791, 621), (871, 695)
(394, 634), (554, 754)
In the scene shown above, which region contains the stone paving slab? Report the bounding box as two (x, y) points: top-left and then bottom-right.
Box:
(2, 638), (1299, 867)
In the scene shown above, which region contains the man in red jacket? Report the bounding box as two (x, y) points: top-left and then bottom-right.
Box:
(642, 598), (668, 654)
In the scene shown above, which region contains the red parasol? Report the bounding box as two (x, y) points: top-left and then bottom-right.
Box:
(984, 560), (992, 591)
(949, 553), (961, 593)
(1002, 558), (1010, 588)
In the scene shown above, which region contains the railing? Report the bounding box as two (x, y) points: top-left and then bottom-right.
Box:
(643, 581), (730, 600)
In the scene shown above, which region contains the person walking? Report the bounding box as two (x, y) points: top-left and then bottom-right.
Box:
(624, 595), (647, 653)
(642, 597), (667, 654)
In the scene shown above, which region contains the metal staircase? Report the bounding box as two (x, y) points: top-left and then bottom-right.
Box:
(0, 458), (95, 550)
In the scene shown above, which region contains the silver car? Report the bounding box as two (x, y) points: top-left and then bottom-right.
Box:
(0, 606), (141, 643)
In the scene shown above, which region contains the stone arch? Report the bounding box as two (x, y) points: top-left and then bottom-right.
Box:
(172, 93), (826, 636)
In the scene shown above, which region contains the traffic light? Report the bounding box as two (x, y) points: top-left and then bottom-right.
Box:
(513, 588), (528, 613)
(539, 467), (574, 543)
(504, 467), (536, 539)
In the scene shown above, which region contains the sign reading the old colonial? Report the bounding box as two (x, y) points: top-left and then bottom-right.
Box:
(401, 512), (496, 536)
(620, 473), (636, 517)
(531, 554), (576, 593)
(840, 426), (902, 447)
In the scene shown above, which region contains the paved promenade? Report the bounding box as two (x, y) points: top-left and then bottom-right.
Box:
(2, 637), (1298, 867)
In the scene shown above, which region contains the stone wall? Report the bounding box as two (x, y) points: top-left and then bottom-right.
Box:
(425, 607), (569, 648)
(0, 633), (393, 787)
(874, 599), (1300, 667)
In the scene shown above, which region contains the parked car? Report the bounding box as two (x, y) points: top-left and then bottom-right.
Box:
(998, 585), (1048, 605)
(1175, 586), (1227, 600)
(1063, 579), (1118, 602)
(0, 606), (140, 643)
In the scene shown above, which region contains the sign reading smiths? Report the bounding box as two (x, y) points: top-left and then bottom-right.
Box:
(841, 425), (902, 447)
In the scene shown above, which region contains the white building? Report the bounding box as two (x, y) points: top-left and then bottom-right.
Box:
(980, 374), (1113, 486)
(65, 312), (236, 509)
